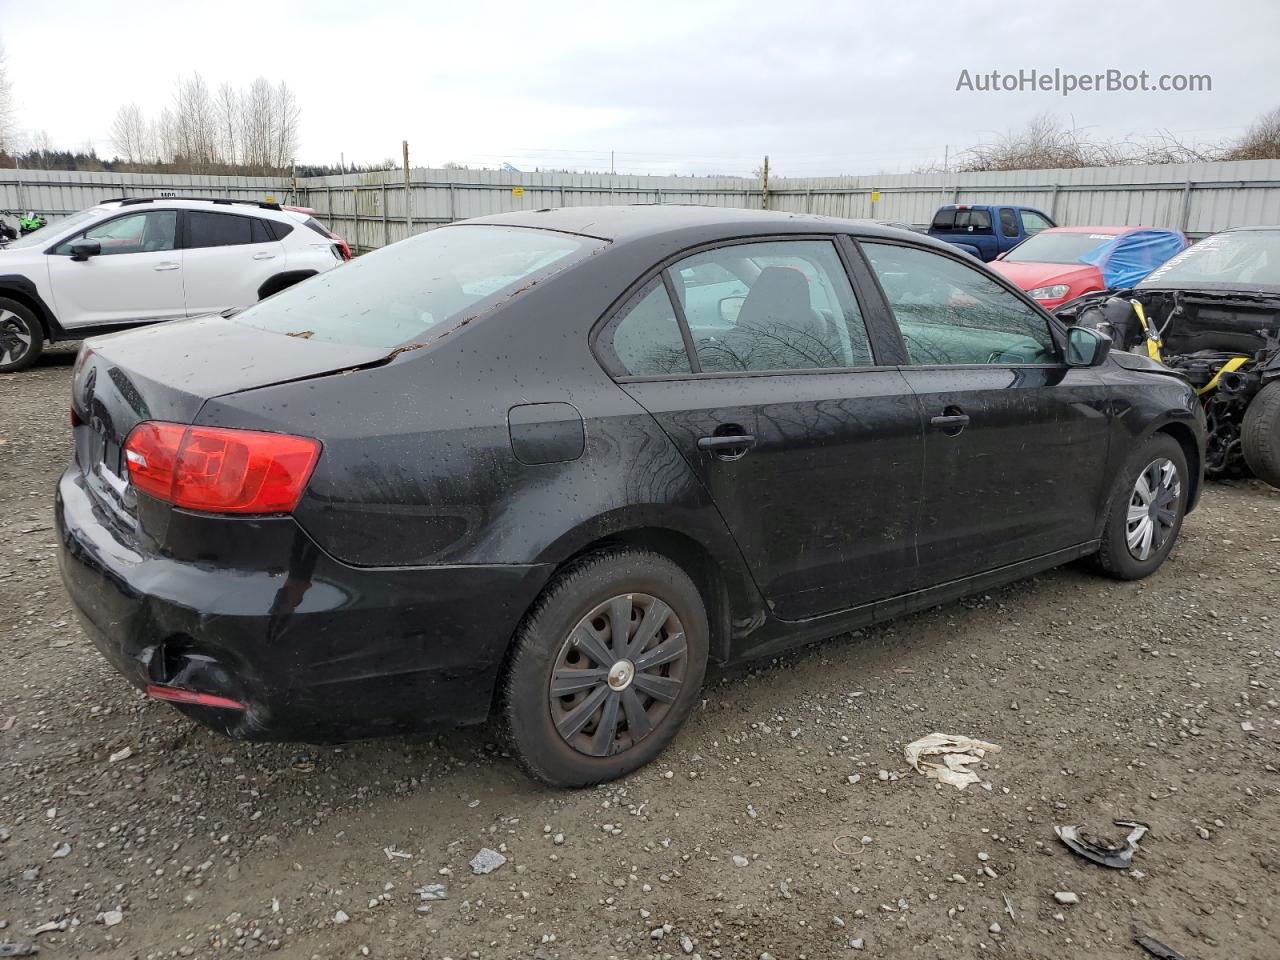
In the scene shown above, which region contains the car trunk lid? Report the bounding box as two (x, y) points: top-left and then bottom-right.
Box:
(71, 315), (391, 524)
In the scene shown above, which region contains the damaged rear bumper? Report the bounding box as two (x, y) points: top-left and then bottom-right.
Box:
(55, 465), (551, 741)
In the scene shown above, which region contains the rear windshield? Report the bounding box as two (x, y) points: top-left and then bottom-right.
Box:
(232, 225), (605, 347)
(1141, 231), (1280, 289)
(1004, 231), (1117, 264)
(301, 216), (331, 238)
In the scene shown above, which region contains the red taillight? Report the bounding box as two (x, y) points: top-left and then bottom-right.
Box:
(146, 683), (247, 711)
(71, 406), (84, 427)
(123, 421), (321, 514)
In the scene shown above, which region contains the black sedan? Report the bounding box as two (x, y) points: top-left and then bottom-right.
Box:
(57, 206), (1205, 786)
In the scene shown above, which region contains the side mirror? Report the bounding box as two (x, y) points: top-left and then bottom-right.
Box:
(1065, 325), (1112, 367)
(719, 295), (745, 324)
(70, 240), (102, 261)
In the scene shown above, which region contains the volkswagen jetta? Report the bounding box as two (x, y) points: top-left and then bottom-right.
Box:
(57, 206), (1204, 785)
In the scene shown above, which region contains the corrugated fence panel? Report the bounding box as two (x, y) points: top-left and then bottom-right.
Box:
(5, 160), (1280, 251)
(0, 169), (296, 227)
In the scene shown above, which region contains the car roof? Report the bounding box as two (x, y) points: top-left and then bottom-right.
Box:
(462, 204), (943, 247)
(935, 203), (1042, 211)
(1225, 224), (1280, 233)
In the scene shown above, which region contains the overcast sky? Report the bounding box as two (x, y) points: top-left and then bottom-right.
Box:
(1, 0), (1276, 176)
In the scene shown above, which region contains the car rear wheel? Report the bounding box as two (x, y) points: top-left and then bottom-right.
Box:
(0, 298), (44, 373)
(502, 548), (708, 786)
(1093, 433), (1188, 580)
(1242, 381), (1280, 489)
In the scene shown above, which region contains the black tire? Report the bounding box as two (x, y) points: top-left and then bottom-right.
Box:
(0, 297), (44, 373)
(502, 548), (709, 787)
(1242, 381), (1280, 489)
(1094, 433), (1189, 580)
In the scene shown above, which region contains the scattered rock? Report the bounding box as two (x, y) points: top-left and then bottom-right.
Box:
(731, 855), (749, 867)
(470, 848), (507, 875)
(108, 746), (133, 763)
(334, 910), (350, 925)
(1054, 892), (1080, 905)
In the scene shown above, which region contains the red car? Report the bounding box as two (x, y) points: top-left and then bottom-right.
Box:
(990, 225), (1186, 311)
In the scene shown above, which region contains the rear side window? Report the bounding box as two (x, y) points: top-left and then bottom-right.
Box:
(232, 225), (604, 348)
(270, 220), (295, 240)
(954, 209), (992, 233)
(999, 208), (1018, 235)
(606, 278), (692, 376)
(187, 211), (258, 248)
(251, 218), (275, 243)
(671, 239), (874, 373)
(930, 208), (956, 230)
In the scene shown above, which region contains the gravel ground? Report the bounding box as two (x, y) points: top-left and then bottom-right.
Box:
(2, 349), (1279, 960)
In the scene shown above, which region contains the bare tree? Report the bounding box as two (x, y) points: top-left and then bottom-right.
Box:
(240, 76), (275, 172)
(215, 82), (240, 166)
(1224, 106), (1280, 161)
(271, 81), (299, 168)
(110, 103), (148, 163)
(152, 108), (177, 164)
(172, 73), (219, 170)
(26, 129), (53, 168)
(0, 41), (15, 153)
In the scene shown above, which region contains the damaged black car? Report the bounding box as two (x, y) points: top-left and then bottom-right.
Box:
(1060, 226), (1280, 486)
(58, 206), (1205, 786)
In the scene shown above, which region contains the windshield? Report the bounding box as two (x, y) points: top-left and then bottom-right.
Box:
(3, 208), (102, 250)
(1141, 230), (1280, 289)
(232, 224), (604, 347)
(1004, 231), (1117, 264)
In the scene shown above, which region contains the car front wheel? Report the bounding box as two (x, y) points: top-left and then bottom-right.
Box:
(502, 548), (709, 786)
(0, 298), (44, 373)
(1093, 433), (1189, 580)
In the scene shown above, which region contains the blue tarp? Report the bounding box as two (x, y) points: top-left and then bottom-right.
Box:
(1080, 230), (1187, 289)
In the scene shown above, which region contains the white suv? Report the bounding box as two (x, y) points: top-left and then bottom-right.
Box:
(0, 197), (345, 372)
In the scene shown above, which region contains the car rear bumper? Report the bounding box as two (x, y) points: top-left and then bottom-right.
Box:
(55, 465), (551, 741)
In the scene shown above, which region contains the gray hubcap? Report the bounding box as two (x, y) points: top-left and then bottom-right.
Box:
(549, 593), (688, 758)
(0, 309), (33, 366)
(1126, 457), (1181, 561)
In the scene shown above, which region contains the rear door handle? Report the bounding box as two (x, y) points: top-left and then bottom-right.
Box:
(930, 408), (970, 437)
(697, 434), (756, 458)
(153, 262), (179, 271)
(252, 252), (276, 260)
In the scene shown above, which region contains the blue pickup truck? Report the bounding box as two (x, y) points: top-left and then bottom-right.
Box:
(927, 204), (1056, 261)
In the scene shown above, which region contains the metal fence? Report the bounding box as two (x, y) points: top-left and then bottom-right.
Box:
(5, 158), (1280, 252)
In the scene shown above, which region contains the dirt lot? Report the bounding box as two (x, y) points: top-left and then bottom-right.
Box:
(2, 349), (1279, 960)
